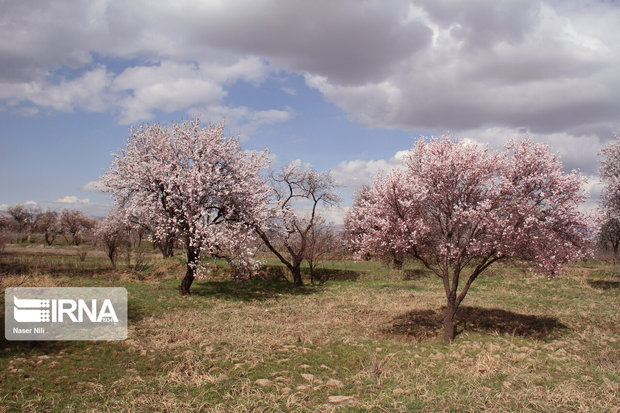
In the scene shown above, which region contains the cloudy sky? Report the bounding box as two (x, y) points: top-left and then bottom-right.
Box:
(1, 0), (619, 220)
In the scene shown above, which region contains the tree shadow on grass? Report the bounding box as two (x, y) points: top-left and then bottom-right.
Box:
(307, 268), (360, 282)
(588, 279), (620, 290)
(190, 279), (322, 302)
(388, 306), (568, 341)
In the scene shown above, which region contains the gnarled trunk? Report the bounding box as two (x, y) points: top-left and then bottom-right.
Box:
(179, 246), (199, 295)
(291, 265), (303, 286)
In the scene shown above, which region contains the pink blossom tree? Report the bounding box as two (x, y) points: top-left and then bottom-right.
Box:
(60, 209), (95, 246)
(346, 183), (405, 268)
(103, 119), (271, 295)
(95, 209), (130, 268)
(346, 137), (589, 342)
(8, 204), (37, 242)
(35, 210), (60, 246)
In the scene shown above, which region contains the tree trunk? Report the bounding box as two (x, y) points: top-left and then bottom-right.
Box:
(159, 237), (174, 258)
(443, 301), (457, 343)
(44, 231), (55, 246)
(291, 265), (303, 286)
(392, 251), (403, 270)
(179, 265), (195, 295)
(179, 246), (199, 295)
(107, 248), (116, 268)
(309, 261), (315, 284)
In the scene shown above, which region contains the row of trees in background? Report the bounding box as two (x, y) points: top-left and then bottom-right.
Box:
(0, 206), (95, 246)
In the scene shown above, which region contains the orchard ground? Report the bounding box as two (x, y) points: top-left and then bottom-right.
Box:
(0, 243), (618, 412)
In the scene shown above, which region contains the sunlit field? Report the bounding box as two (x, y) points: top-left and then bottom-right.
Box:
(1, 243), (618, 412)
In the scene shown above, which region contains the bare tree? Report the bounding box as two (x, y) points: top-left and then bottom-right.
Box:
(254, 162), (340, 285)
(305, 215), (336, 283)
(35, 210), (60, 246)
(60, 209), (95, 246)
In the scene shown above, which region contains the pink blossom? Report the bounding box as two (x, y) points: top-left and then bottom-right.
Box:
(346, 136), (589, 342)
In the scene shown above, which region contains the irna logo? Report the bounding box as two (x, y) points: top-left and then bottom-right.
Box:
(13, 296), (119, 323)
(5, 287), (127, 341)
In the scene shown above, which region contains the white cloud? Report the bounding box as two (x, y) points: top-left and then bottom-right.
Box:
(456, 127), (603, 175)
(191, 105), (293, 140)
(81, 180), (105, 192)
(112, 62), (225, 124)
(0, 203), (8, 211)
(301, 1), (620, 160)
(281, 86), (297, 96)
(0, 68), (111, 113)
(0, 0), (619, 160)
(55, 196), (90, 204)
(584, 174), (603, 201)
(331, 150), (409, 191)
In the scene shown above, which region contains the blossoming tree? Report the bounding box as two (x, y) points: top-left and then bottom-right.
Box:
(598, 135), (620, 262)
(600, 134), (620, 214)
(103, 119), (271, 294)
(346, 137), (589, 342)
(95, 209), (130, 268)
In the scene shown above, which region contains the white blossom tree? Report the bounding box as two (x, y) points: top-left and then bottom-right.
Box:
(598, 134), (620, 263)
(600, 134), (620, 216)
(103, 119), (271, 294)
(95, 209), (130, 268)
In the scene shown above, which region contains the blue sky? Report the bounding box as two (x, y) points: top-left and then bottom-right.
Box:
(1, 0), (619, 221)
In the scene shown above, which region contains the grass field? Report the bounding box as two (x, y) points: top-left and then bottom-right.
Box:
(0, 244), (618, 412)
